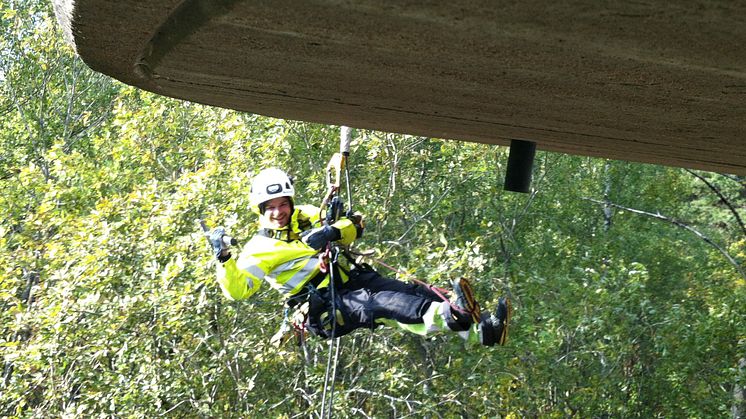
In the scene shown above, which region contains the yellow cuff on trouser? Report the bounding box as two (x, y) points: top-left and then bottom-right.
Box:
(376, 301), (480, 344)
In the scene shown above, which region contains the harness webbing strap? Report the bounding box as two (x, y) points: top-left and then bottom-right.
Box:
(258, 228), (297, 242)
(258, 212), (312, 242)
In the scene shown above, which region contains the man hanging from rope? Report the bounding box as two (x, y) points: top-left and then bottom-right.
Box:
(209, 167), (511, 347)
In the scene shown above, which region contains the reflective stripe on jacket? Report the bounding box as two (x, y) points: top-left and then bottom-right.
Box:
(215, 204), (359, 300)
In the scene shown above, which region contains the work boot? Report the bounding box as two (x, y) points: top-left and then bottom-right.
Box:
(441, 278), (481, 331)
(451, 277), (481, 323)
(478, 297), (512, 346)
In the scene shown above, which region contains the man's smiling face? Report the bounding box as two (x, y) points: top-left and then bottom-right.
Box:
(262, 196), (292, 228)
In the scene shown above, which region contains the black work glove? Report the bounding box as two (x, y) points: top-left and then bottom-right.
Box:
(326, 197), (345, 225)
(347, 211), (365, 239)
(209, 227), (232, 263)
(301, 225), (341, 250)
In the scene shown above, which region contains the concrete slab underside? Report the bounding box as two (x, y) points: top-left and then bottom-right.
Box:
(55, 0), (746, 174)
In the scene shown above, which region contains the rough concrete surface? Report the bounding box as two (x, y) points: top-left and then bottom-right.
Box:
(54, 0), (746, 174)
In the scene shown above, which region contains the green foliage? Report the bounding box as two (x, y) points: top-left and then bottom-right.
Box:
(1, 0), (745, 417)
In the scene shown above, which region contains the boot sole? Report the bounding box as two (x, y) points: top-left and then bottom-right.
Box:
(497, 297), (512, 346)
(454, 277), (481, 323)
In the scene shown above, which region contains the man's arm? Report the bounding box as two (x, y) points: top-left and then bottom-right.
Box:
(215, 258), (262, 301)
(331, 217), (360, 245)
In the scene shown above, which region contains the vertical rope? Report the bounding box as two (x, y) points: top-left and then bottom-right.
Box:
(320, 127), (353, 418)
(320, 247), (340, 418)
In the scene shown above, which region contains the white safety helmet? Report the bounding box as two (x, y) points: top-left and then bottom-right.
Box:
(249, 168), (295, 214)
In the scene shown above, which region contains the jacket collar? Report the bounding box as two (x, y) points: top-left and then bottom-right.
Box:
(257, 208), (304, 241)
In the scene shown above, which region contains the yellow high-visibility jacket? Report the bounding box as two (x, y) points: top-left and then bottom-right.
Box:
(215, 204), (359, 301)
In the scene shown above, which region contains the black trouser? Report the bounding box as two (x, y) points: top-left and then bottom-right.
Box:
(306, 264), (443, 338)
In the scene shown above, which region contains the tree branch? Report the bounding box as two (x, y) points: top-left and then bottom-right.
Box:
(395, 185), (451, 243)
(685, 169), (746, 238)
(583, 197), (746, 280)
(345, 388), (424, 408)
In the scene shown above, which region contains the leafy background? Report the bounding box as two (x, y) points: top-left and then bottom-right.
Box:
(1, 1), (744, 417)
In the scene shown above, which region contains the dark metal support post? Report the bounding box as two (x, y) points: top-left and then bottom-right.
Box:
(504, 139), (536, 193)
